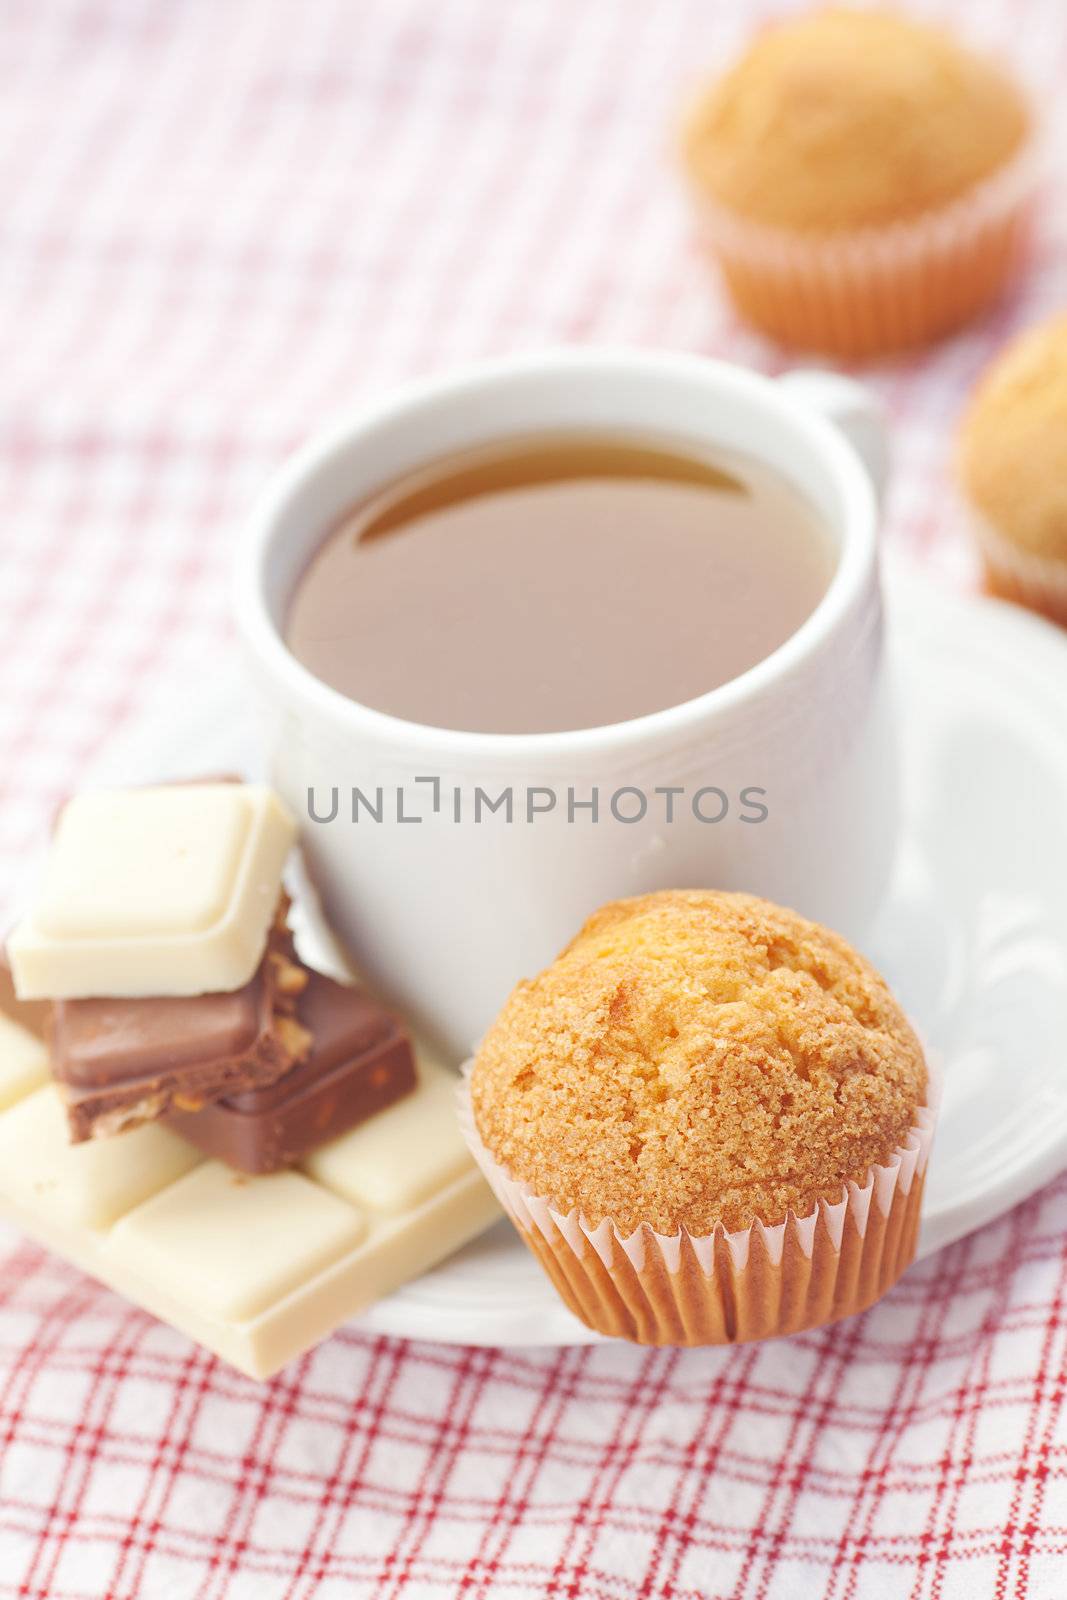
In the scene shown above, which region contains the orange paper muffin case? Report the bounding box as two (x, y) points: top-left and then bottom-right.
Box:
(969, 507), (1067, 627)
(459, 1062), (938, 1346)
(691, 144), (1038, 360)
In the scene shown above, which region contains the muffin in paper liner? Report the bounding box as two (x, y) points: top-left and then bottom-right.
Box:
(967, 506), (1067, 629)
(957, 313), (1067, 627)
(458, 1061), (938, 1346)
(687, 140), (1038, 360)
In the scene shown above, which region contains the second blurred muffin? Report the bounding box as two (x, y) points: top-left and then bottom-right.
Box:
(959, 314), (1067, 626)
(681, 8), (1034, 357)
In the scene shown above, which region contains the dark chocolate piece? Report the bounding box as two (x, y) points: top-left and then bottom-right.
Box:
(165, 970), (416, 1174)
(50, 903), (309, 1142)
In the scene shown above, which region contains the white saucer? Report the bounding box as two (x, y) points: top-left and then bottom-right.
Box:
(70, 564), (1067, 1347)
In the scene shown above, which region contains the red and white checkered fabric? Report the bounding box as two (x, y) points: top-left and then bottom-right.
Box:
(2, 1), (1066, 1594)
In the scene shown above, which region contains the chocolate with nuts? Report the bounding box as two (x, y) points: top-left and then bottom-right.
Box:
(166, 969), (416, 1174)
(49, 898), (311, 1141)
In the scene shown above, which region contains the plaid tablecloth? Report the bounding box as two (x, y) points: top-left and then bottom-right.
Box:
(2, 1), (1067, 1595)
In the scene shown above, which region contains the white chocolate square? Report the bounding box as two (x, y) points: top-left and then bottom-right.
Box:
(37, 788), (254, 938)
(107, 1163), (367, 1322)
(0, 1014), (50, 1110)
(305, 1060), (473, 1214)
(8, 784), (295, 998)
(0, 1086), (201, 1230)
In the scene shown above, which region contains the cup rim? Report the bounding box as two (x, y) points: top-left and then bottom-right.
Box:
(233, 346), (879, 761)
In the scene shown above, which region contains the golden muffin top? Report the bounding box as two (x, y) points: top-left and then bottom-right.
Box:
(470, 890), (927, 1235)
(959, 315), (1067, 560)
(682, 8), (1029, 232)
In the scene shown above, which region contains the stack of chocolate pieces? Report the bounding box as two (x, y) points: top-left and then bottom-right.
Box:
(7, 781), (416, 1172)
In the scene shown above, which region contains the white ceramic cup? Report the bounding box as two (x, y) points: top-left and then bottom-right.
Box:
(235, 349), (893, 1058)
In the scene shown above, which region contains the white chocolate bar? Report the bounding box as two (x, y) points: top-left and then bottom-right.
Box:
(0, 1086), (200, 1229)
(0, 1013), (500, 1377)
(305, 1063), (474, 1210)
(110, 1163), (368, 1321)
(8, 784), (296, 999)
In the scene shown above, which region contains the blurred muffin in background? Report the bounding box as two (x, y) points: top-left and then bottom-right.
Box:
(959, 315), (1067, 627)
(680, 8), (1034, 358)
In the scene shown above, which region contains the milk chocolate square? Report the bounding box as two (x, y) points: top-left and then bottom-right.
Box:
(165, 971), (416, 1174)
(50, 909), (309, 1141)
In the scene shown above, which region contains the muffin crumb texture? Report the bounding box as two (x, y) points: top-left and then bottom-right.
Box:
(471, 891), (927, 1235)
(683, 8), (1029, 231)
(959, 314), (1067, 560)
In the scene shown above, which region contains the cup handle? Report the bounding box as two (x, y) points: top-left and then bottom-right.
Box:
(778, 369), (889, 506)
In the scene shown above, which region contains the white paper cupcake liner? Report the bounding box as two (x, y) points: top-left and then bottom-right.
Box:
(967, 506), (1067, 626)
(459, 1056), (939, 1345)
(687, 137), (1040, 357)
